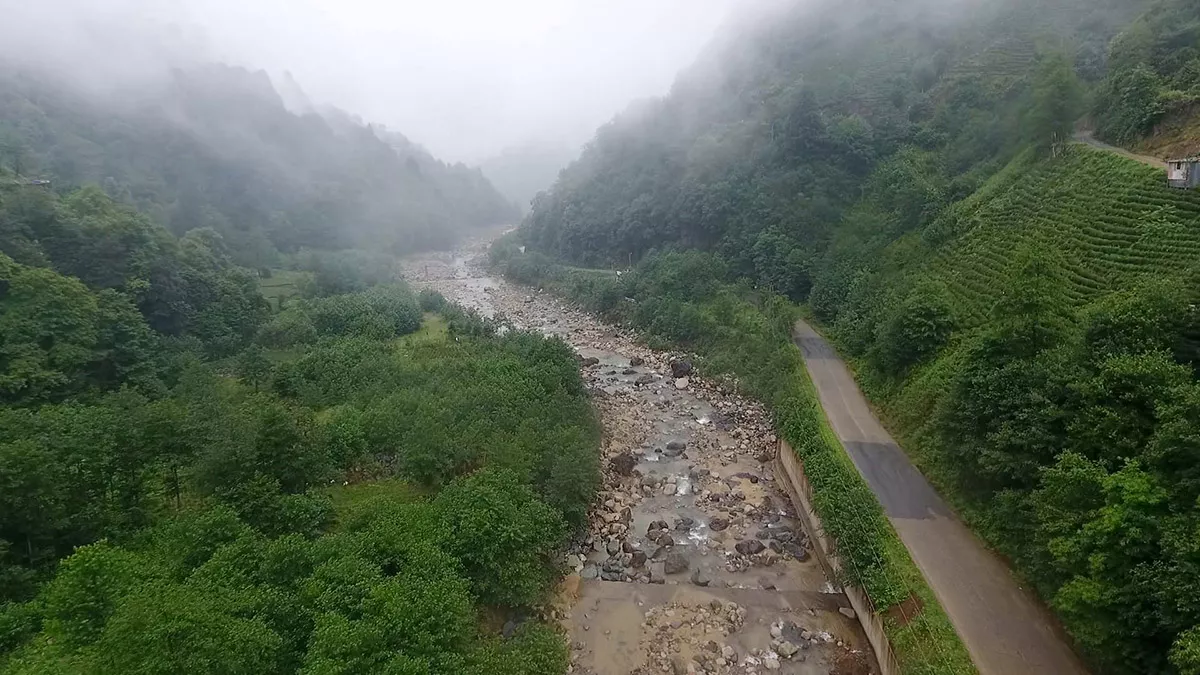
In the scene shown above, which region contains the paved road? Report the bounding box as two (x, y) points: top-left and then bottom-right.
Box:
(1072, 131), (1166, 169)
(793, 319), (1089, 675)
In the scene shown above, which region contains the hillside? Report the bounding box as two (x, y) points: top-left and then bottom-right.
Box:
(513, 0), (1200, 672)
(0, 63), (519, 267)
(861, 146), (1200, 329)
(479, 141), (578, 214)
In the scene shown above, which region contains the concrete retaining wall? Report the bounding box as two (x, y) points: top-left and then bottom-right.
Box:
(775, 439), (901, 675)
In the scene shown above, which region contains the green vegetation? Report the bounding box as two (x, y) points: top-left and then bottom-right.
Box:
(491, 246), (975, 674)
(513, 0), (1200, 672)
(0, 274), (599, 672)
(0, 135), (597, 673)
(1093, 0), (1200, 148)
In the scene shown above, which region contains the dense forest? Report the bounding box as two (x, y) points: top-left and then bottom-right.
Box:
(512, 0), (1200, 672)
(0, 62), (519, 268)
(0, 49), (591, 675)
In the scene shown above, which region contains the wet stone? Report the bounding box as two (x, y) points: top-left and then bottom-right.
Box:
(735, 540), (765, 556)
(664, 552), (689, 574)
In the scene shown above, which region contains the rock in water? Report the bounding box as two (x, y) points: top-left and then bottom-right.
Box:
(708, 517), (730, 532)
(664, 552), (689, 574)
(581, 357), (600, 367)
(674, 377), (689, 390)
(635, 374), (655, 385)
(630, 356), (645, 367)
(670, 359), (693, 378)
(690, 568), (711, 586)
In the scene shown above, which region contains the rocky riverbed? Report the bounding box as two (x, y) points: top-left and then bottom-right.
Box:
(403, 240), (875, 675)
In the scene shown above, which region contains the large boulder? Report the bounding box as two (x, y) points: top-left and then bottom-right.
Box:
(670, 359), (693, 378)
(735, 540), (766, 556)
(664, 552), (689, 574)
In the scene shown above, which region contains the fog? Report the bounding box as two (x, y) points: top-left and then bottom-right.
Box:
(0, 0), (770, 163)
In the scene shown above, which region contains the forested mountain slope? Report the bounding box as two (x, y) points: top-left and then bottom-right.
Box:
(516, 0), (1200, 672)
(0, 63), (518, 268)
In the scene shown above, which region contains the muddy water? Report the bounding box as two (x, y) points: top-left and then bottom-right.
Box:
(403, 241), (875, 675)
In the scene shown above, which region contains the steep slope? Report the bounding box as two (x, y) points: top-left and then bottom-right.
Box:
(0, 63), (519, 267)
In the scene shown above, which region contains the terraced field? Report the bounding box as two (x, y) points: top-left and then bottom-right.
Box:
(927, 146), (1200, 325)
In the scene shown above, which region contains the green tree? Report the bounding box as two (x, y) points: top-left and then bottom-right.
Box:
(86, 582), (283, 675)
(1026, 52), (1083, 153)
(433, 469), (566, 607)
(1173, 626), (1200, 674)
(237, 346), (272, 392)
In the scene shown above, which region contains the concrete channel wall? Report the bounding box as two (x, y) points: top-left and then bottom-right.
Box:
(774, 439), (901, 675)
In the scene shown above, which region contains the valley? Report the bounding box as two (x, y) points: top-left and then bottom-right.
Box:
(405, 242), (874, 675)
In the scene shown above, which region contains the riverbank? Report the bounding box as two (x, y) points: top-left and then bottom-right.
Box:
(403, 241), (873, 675)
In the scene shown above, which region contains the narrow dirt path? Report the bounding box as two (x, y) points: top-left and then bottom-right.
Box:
(1071, 131), (1166, 169)
(793, 319), (1089, 675)
(403, 241), (876, 675)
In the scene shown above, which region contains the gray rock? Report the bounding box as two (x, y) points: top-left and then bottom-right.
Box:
(606, 539), (622, 556)
(630, 550), (647, 567)
(581, 357), (600, 367)
(666, 440), (687, 451)
(690, 568), (710, 587)
(674, 516), (695, 531)
(735, 540), (766, 556)
(622, 368), (637, 375)
(670, 359), (693, 378)
(662, 445), (684, 459)
(635, 374), (655, 385)
(608, 452), (637, 476)
(759, 576), (777, 590)
(664, 552), (689, 574)
(674, 377), (689, 390)
(777, 641), (799, 658)
(708, 517), (730, 532)
(839, 606), (857, 619)
(649, 561), (666, 584)
(581, 565), (598, 580)
(629, 356), (645, 367)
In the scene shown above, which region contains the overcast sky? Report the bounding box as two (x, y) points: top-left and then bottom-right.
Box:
(2, 0), (754, 162)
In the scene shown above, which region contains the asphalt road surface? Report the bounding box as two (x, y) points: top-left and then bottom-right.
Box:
(793, 319), (1089, 675)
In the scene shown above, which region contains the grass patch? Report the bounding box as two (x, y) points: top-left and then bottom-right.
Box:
(327, 478), (421, 520)
(395, 313), (449, 349)
(258, 269), (311, 310)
